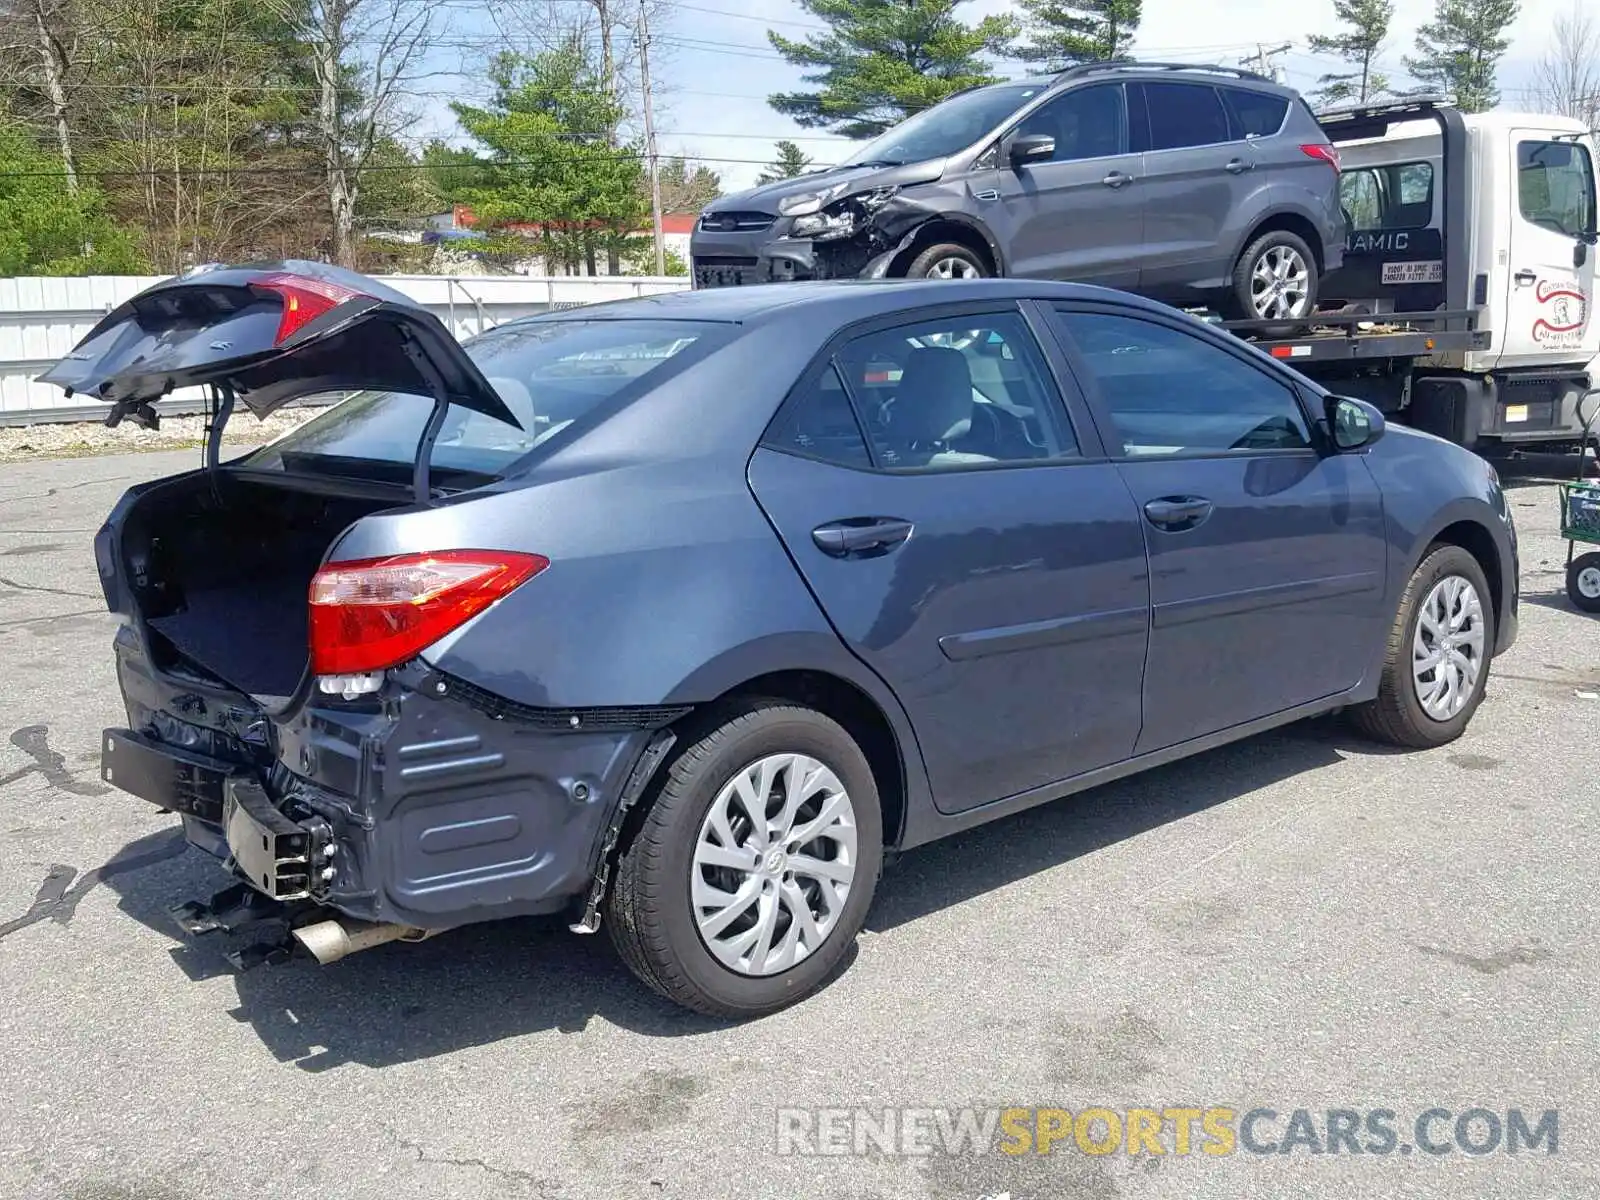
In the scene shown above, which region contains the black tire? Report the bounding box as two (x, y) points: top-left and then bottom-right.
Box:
(905, 242), (990, 281)
(1230, 229), (1321, 337)
(1568, 552), (1600, 613)
(606, 701), (883, 1019)
(1348, 544), (1496, 748)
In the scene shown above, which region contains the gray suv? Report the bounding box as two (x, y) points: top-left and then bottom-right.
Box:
(693, 62), (1345, 325)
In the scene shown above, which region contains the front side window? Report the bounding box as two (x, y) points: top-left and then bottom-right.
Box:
(1339, 161), (1436, 230)
(839, 84), (1048, 168)
(1016, 84), (1127, 162)
(825, 313), (1079, 470)
(1144, 82), (1231, 151)
(1518, 140), (1597, 238)
(1054, 310), (1312, 456)
(246, 319), (720, 479)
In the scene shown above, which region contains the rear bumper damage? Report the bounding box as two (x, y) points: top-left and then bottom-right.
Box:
(108, 626), (684, 948)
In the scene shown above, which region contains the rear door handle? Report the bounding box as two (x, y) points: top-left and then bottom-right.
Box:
(812, 517), (915, 558)
(1143, 497), (1214, 531)
(1103, 171), (1134, 189)
(1225, 158), (1252, 174)
(1513, 270), (1538, 287)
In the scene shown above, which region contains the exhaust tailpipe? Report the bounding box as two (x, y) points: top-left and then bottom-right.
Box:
(292, 918), (432, 965)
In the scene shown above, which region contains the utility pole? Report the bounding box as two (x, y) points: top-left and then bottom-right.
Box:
(1240, 42), (1292, 84)
(638, 0), (666, 276)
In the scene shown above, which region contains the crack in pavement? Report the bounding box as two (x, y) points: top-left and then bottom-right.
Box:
(0, 725), (111, 795)
(0, 607), (104, 631)
(0, 474), (138, 504)
(0, 837), (189, 942)
(395, 1136), (551, 1191)
(0, 574), (100, 600)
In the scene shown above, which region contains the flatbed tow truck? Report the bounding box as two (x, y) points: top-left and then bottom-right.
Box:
(1215, 98), (1598, 459)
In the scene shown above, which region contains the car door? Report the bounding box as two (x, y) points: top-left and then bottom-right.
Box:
(1495, 134), (1599, 370)
(976, 83), (1144, 288)
(1133, 81), (1251, 293)
(746, 304), (1151, 814)
(1043, 303), (1390, 754)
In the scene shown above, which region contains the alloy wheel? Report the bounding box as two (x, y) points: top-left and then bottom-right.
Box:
(691, 753), (859, 977)
(1412, 575), (1486, 721)
(926, 257), (980, 280)
(1250, 245), (1312, 320)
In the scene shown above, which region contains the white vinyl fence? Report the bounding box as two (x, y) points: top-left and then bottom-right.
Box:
(0, 273), (691, 424)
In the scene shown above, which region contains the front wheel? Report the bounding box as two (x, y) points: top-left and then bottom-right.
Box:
(1568, 552), (1600, 613)
(1231, 230), (1320, 336)
(606, 702), (883, 1018)
(1349, 545), (1495, 748)
(905, 243), (990, 281)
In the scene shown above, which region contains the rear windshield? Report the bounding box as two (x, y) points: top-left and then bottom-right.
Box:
(243, 318), (723, 480)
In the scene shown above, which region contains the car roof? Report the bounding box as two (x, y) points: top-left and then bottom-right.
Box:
(511, 279), (1165, 330)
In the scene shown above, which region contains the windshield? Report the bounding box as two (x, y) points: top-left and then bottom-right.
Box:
(243, 318), (723, 481)
(840, 83), (1046, 168)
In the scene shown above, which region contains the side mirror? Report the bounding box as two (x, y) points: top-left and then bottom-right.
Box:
(1325, 395), (1385, 451)
(1005, 133), (1056, 168)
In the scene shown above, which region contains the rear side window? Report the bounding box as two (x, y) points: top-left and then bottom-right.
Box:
(1340, 161), (1435, 230)
(1016, 84), (1127, 161)
(1144, 83), (1231, 151)
(1518, 140), (1597, 239)
(763, 365), (872, 468)
(246, 319), (722, 479)
(1054, 309), (1312, 456)
(1222, 88), (1289, 139)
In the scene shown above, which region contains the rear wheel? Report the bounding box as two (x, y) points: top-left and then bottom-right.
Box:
(1568, 552), (1600, 613)
(905, 243), (990, 281)
(1349, 545), (1495, 748)
(606, 702), (883, 1018)
(1231, 230), (1319, 336)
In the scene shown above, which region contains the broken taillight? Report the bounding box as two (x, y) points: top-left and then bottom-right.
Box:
(1300, 143), (1341, 173)
(251, 272), (364, 345)
(309, 550), (549, 677)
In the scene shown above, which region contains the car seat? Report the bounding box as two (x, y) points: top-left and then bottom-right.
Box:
(886, 347), (994, 467)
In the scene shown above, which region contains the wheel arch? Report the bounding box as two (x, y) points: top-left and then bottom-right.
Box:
(883, 215), (1006, 278)
(1234, 208), (1328, 273)
(1422, 517), (1506, 637)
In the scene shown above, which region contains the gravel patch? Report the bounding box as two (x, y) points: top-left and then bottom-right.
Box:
(0, 407), (325, 463)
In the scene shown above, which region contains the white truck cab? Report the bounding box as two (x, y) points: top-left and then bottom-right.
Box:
(1308, 104), (1599, 448)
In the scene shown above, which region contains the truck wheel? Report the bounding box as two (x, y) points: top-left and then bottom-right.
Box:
(905, 243), (990, 280)
(1231, 230), (1319, 337)
(606, 701), (883, 1019)
(1568, 552), (1600, 613)
(1349, 545), (1495, 748)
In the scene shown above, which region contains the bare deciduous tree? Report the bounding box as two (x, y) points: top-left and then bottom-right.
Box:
(262, 0), (438, 266)
(1, 0), (82, 192)
(1534, 4), (1600, 131)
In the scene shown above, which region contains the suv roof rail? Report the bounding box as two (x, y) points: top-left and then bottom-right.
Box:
(1054, 59), (1274, 84)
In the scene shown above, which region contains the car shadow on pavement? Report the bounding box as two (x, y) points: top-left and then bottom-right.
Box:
(94, 717), (1374, 1069)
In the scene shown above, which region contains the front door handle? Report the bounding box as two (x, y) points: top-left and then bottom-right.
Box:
(812, 517), (915, 558)
(1513, 269), (1538, 287)
(1225, 157), (1252, 174)
(1102, 171), (1134, 189)
(1143, 496), (1214, 531)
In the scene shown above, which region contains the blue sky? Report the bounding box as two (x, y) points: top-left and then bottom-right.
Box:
(427, 0), (1572, 196)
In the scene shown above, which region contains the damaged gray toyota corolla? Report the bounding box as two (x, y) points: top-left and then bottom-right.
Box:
(51, 264), (1516, 1019)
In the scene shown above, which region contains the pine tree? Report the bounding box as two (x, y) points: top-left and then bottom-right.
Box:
(1015, 0), (1140, 70)
(1308, 0), (1393, 107)
(758, 140), (814, 184)
(768, 0), (1018, 140)
(1405, 0), (1521, 113)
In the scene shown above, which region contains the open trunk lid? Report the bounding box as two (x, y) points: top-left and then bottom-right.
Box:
(39, 261), (520, 431)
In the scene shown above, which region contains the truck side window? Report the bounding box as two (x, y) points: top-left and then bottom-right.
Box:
(1518, 140), (1598, 239)
(1339, 162), (1434, 231)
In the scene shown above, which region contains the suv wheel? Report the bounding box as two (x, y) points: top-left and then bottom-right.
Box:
(606, 701), (884, 1018)
(1232, 230), (1319, 335)
(906, 243), (990, 280)
(1349, 545), (1495, 748)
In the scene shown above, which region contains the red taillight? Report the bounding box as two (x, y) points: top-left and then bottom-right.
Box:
(252, 272), (363, 345)
(1301, 143), (1341, 173)
(308, 550), (548, 676)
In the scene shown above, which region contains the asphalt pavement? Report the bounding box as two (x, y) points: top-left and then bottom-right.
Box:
(0, 448), (1596, 1200)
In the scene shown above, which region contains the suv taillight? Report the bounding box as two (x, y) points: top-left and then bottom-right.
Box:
(1300, 143), (1341, 173)
(309, 550), (548, 676)
(251, 272), (364, 344)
